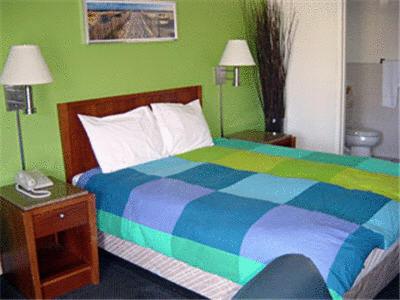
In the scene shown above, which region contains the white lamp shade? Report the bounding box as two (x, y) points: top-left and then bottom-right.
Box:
(219, 40), (256, 66)
(0, 45), (53, 85)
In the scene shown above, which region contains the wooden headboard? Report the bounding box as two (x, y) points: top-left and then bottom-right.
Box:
(58, 85), (202, 183)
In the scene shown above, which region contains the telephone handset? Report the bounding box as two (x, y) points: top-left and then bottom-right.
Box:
(15, 170), (53, 199)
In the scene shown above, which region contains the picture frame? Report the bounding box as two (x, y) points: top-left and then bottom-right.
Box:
(83, 0), (178, 44)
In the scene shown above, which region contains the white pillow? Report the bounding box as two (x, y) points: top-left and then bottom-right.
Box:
(151, 100), (214, 155)
(78, 106), (165, 173)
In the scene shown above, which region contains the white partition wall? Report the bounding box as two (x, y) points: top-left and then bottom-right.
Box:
(284, 0), (346, 154)
(347, 0), (399, 64)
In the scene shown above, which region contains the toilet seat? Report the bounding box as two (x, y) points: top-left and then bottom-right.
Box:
(346, 128), (380, 137)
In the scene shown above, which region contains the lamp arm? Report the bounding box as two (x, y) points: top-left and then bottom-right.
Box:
(24, 85), (35, 114)
(15, 109), (26, 170)
(233, 67), (240, 87)
(219, 84), (224, 137)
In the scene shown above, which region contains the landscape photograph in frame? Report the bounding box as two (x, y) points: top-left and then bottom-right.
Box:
(84, 0), (177, 43)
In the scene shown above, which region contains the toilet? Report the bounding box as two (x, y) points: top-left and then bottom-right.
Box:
(345, 128), (381, 157)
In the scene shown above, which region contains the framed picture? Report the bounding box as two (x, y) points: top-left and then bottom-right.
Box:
(83, 0), (177, 43)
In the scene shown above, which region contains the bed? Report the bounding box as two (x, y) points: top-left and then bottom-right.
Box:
(58, 85), (399, 299)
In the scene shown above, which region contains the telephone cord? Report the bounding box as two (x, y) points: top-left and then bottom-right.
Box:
(15, 184), (51, 199)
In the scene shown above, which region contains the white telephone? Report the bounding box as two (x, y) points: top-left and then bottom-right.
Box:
(15, 170), (53, 199)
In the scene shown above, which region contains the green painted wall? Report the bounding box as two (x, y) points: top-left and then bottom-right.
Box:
(0, 0), (263, 186)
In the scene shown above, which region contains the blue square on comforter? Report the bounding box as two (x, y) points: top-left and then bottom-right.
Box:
(327, 226), (384, 295)
(173, 192), (277, 255)
(85, 168), (159, 216)
(132, 156), (204, 177)
(169, 163), (254, 190)
(221, 173), (317, 204)
(288, 183), (389, 224)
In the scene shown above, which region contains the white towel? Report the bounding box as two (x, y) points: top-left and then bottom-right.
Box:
(382, 60), (399, 108)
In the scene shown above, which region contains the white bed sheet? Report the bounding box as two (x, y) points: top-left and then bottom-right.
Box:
(72, 172), (83, 186)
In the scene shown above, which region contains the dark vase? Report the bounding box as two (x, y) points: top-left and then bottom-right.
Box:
(265, 117), (284, 133)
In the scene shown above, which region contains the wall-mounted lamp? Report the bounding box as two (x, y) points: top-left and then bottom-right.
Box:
(215, 40), (255, 136)
(0, 45), (53, 170)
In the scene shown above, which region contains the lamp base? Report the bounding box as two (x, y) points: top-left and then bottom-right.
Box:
(3, 85), (35, 114)
(215, 66), (240, 87)
(4, 85), (26, 111)
(215, 66), (227, 85)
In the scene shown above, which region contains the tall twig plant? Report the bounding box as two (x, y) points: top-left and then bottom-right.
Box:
(243, 0), (297, 132)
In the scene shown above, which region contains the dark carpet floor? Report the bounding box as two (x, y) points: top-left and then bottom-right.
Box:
(0, 249), (203, 299)
(1, 249), (399, 299)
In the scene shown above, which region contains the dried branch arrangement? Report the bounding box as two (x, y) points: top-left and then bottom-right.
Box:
(243, 0), (297, 132)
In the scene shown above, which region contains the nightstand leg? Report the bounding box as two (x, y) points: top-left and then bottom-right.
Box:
(87, 195), (100, 284)
(290, 136), (296, 148)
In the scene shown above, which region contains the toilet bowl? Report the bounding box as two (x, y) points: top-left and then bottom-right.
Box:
(345, 128), (381, 157)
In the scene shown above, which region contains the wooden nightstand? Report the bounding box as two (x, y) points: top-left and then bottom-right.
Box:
(227, 130), (296, 148)
(0, 177), (99, 299)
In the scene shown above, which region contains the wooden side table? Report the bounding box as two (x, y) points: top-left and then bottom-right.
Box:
(0, 177), (99, 299)
(227, 130), (296, 148)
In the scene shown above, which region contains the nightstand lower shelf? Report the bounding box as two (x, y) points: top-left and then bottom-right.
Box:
(40, 265), (93, 299)
(37, 243), (89, 281)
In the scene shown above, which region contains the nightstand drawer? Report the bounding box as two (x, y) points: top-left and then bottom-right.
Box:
(33, 201), (88, 238)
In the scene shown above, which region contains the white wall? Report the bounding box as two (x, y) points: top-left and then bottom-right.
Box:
(285, 0), (345, 154)
(347, 0), (399, 63)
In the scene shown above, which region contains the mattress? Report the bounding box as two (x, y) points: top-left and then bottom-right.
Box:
(74, 138), (399, 299)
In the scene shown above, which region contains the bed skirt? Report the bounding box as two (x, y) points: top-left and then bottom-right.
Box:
(97, 231), (399, 299)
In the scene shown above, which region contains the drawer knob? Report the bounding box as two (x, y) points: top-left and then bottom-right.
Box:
(59, 213), (65, 219)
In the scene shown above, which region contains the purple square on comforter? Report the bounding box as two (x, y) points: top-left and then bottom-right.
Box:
(240, 205), (359, 280)
(123, 178), (213, 234)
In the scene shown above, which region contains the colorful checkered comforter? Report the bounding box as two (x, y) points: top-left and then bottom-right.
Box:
(77, 138), (399, 299)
